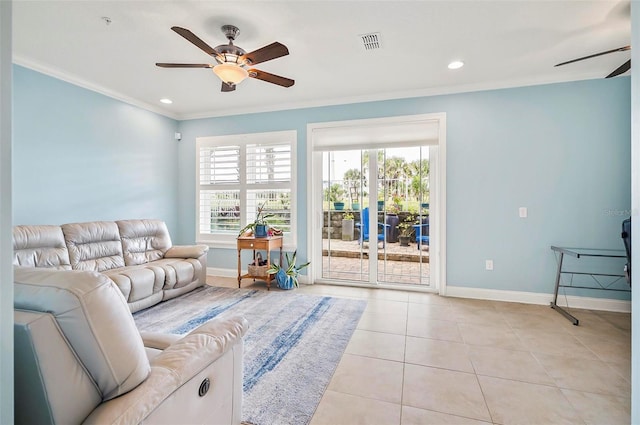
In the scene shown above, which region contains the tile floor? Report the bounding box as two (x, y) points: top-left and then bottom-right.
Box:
(210, 277), (632, 425)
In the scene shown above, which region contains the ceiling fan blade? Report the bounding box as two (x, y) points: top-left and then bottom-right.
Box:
(171, 26), (219, 57)
(242, 42), (289, 65)
(606, 59), (631, 78)
(221, 82), (236, 92)
(555, 45), (630, 67)
(156, 63), (213, 68)
(248, 69), (294, 87)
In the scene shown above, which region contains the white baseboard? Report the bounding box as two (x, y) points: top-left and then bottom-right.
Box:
(445, 285), (631, 313)
(205, 268), (630, 313)
(208, 267), (239, 278)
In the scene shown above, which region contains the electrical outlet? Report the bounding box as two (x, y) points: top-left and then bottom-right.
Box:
(519, 207), (527, 218)
(485, 260), (494, 270)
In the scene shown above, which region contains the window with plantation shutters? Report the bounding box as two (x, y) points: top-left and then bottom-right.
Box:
(196, 130), (297, 247)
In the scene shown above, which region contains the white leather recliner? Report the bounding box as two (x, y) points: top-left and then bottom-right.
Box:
(14, 267), (248, 425)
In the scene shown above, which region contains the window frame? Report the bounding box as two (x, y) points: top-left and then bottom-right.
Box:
(196, 130), (297, 249)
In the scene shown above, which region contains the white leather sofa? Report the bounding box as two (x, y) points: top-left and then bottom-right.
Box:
(12, 219), (209, 312)
(14, 267), (248, 424)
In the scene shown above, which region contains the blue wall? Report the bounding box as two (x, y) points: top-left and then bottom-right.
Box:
(12, 65), (180, 234)
(11, 64), (630, 297)
(178, 77), (631, 296)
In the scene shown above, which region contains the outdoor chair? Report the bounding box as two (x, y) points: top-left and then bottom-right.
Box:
(413, 222), (430, 249)
(356, 207), (388, 246)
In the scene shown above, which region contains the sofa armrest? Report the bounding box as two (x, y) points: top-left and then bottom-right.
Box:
(83, 316), (248, 425)
(164, 244), (209, 259)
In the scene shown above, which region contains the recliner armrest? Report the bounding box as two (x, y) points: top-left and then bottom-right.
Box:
(164, 244), (209, 259)
(83, 315), (248, 425)
(140, 332), (182, 350)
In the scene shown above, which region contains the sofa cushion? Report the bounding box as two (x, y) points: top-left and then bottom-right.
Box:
(117, 219), (172, 266)
(12, 225), (71, 270)
(152, 258), (203, 289)
(13, 268), (150, 401)
(103, 265), (165, 303)
(62, 221), (125, 272)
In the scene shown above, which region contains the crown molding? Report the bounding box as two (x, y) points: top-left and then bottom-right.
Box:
(13, 56), (179, 121)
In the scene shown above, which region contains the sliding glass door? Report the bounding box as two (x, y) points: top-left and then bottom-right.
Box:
(309, 113), (445, 292)
(319, 146), (432, 287)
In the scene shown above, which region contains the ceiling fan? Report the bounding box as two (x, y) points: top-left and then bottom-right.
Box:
(554, 45), (631, 78)
(156, 25), (294, 92)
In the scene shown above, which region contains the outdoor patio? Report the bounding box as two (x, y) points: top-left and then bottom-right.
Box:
(322, 238), (431, 285)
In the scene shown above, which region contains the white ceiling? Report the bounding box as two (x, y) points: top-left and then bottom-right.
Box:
(12, 1), (631, 120)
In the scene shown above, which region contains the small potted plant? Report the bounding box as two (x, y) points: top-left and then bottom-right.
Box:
(238, 203), (274, 238)
(342, 211), (355, 241)
(397, 214), (415, 247)
(267, 251), (310, 290)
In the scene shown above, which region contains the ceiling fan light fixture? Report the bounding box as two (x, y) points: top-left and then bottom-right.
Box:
(213, 63), (249, 84)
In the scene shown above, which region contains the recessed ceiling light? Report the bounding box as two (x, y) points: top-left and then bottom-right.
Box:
(160, 98), (173, 104)
(448, 61), (464, 70)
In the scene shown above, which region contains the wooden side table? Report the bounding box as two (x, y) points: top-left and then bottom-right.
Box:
(237, 236), (283, 290)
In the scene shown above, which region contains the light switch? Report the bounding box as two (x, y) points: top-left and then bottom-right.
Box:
(519, 207), (527, 218)
(485, 260), (494, 270)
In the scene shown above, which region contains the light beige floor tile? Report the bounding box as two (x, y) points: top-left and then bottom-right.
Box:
(573, 334), (631, 363)
(447, 297), (497, 310)
(535, 352), (631, 397)
(328, 354), (404, 403)
(563, 311), (630, 339)
(407, 302), (454, 321)
(458, 322), (526, 350)
(450, 306), (509, 326)
(401, 406), (491, 425)
(402, 364), (491, 422)
(345, 329), (406, 361)
(310, 390), (401, 425)
(514, 328), (598, 360)
(561, 388), (631, 425)
(405, 336), (474, 373)
(407, 292), (450, 305)
(406, 316), (463, 342)
(365, 299), (409, 316)
(501, 309), (575, 331)
(479, 375), (583, 424)
(468, 345), (555, 385)
(607, 360), (632, 383)
(492, 301), (550, 314)
(357, 311), (407, 335)
(596, 311), (631, 332)
(367, 288), (410, 302)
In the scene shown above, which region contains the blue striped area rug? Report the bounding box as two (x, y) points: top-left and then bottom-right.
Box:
(133, 285), (367, 425)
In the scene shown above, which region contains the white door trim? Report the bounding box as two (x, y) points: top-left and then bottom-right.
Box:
(307, 113), (447, 293)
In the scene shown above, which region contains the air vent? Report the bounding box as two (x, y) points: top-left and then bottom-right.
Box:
(360, 32), (382, 51)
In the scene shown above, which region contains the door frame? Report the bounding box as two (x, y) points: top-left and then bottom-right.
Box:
(306, 113), (447, 294)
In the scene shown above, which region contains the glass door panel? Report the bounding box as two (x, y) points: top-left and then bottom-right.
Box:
(320, 146), (432, 287)
(322, 150), (369, 282)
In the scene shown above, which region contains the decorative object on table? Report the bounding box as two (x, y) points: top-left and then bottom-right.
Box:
(398, 214), (416, 247)
(133, 286), (366, 425)
(341, 211), (355, 241)
(238, 203), (274, 238)
(267, 250), (310, 289)
(247, 252), (269, 277)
